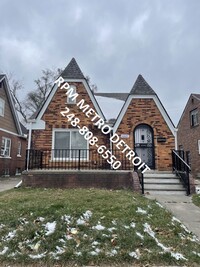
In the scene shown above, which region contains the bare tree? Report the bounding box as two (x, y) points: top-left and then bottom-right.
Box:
(10, 68), (62, 123)
(85, 75), (98, 93)
(9, 69), (97, 123)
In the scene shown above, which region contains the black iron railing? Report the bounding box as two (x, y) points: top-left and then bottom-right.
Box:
(172, 149), (191, 195)
(26, 149), (135, 171)
(26, 149), (146, 194)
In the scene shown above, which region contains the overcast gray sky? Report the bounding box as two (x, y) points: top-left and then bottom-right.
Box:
(1, 0), (200, 126)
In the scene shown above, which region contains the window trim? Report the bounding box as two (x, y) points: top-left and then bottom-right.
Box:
(198, 140), (200, 155)
(67, 85), (77, 104)
(1, 137), (11, 157)
(0, 98), (5, 117)
(190, 108), (199, 127)
(52, 128), (89, 161)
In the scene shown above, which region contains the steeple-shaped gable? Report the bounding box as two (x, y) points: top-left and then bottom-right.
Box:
(130, 74), (156, 95)
(61, 58), (85, 79)
(30, 58), (105, 127)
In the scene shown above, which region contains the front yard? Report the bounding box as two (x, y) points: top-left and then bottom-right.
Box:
(193, 194), (200, 208)
(0, 188), (200, 266)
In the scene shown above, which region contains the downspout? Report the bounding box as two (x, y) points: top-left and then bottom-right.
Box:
(110, 127), (114, 170)
(26, 121), (33, 171)
(174, 128), (178, 150)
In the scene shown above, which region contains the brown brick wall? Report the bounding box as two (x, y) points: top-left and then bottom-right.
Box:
(22, 170), (141, 192)
(0, 131), (27, 176)
(32, 82), (110, 169)
(115, 98), (175, 171)
(177, 95), (200, 179)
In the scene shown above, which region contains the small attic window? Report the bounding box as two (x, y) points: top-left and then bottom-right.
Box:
(67, 85), (77, 104)
(0, 98), (5, 117)
(190, 108), (198, 127)
(191, 98), (194, 104)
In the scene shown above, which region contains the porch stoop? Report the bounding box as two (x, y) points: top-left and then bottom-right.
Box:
(143, 171), (186, 195)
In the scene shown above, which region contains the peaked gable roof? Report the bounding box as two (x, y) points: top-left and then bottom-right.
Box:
(0, 74), (4, 82)
(192, 93), (200, 101)
(113, 75), (175, 135)
(177, 93), (200, 127)
(30, 58), (105, 128)
(0, 75), (24, 137)
(61, 58), (85, 79)
(130, 74), (156, 95)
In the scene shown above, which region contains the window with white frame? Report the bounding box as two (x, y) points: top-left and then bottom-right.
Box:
(0, 98), (5, 117)
(67, 85), (77, 104)
(1, 137), (11, 157)
(198, 140), (200, 154)
(17, 141), (21, 156)
(190, 109), (199, 127)
(53, 130), (88, 159)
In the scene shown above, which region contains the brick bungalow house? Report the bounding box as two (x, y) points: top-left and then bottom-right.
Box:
(0, 74), (27, 176)
(177, 94), (200, 179)
(27, 58), (176, 173)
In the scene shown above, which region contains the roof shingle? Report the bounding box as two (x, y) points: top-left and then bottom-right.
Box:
(61, 58), (85, 79)
(130, 74), (156, 95)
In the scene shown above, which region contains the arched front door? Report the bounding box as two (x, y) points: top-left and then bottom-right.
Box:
(134, 124), (155, 169)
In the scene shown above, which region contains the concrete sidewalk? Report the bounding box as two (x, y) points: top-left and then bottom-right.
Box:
(0, 177), (22, 192)
(146, 194), (200, 240)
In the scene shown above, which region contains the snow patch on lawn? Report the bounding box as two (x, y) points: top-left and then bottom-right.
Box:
(92, 223), (105, 231)
(144, 222), (187, 261)
(0, 247), (9, 255)
(136, 207), (147, 214)
(45, 221), (56, 236)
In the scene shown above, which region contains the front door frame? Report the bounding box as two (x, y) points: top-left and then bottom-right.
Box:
(134, 123), (155, 170)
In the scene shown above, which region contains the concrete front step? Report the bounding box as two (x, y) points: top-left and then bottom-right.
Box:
(145, 184), (185, 190)
(144, 173), (177, 178)
(143, 171), (186, 195)
(144, 178), (181, 184)
(145, 190), (186, 195)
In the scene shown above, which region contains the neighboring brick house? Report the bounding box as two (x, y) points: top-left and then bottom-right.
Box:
(0, 74), (27, 176)
(177, 94), (200, 179)
(27, 58), (176, 171)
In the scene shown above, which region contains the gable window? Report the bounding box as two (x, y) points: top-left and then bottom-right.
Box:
(0, 98), (5, 117)
(198, 140), (200, 155)
(17, 141), (21, 156)
(1, 137), (11, 157)
(190, 109), (198, 127)
(67, 85), (77, 104)
(53, 130), (88, 159)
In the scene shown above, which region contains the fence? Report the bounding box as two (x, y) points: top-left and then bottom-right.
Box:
(26, 149), (134, 171)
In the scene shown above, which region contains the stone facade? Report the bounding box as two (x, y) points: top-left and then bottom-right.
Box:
(177, 94), (200, 179)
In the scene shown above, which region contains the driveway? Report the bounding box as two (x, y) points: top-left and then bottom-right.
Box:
(0, 177), (22, 192)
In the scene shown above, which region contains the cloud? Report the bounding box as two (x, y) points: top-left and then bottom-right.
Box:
(0, 0), (200, 125)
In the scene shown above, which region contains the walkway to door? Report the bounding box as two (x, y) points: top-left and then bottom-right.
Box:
(146, 194), (200, 240)
(0, 177), (21, 192)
